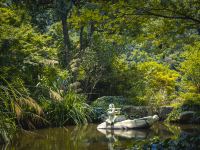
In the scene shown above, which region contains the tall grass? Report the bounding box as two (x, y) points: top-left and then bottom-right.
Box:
(0, 75), (91, 145)
(63, 91), (91, 125)
(0, 112), (16, 144)
(0, 76), (44, 129)
(40, 90), (92, 126)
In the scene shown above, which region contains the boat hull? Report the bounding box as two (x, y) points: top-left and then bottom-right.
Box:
(97, 115), (159, 130)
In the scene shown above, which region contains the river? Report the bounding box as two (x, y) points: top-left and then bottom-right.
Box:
(1, 122), (200, 150)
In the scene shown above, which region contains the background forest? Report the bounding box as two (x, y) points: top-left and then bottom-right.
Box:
(0, 0), (199, 144)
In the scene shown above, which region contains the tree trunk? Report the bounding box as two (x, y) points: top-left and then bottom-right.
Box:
(61, 15), (71, 67)
(87, 21), (94, 46)
(80, 26), (84, 51)
(59, 0), (73, 68)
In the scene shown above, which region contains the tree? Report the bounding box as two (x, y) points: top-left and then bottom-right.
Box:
(181, 42), (200, 93)
(138, 61), (179, 105)
(56, 0), (73, 67)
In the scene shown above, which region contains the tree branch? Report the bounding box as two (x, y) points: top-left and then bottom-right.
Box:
(141, 10), (200, 24)
(119, 7), (200, 24)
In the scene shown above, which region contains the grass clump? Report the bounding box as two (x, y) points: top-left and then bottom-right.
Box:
(40, 90), (91, 126)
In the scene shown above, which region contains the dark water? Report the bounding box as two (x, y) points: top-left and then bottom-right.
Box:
(1, 123), (200, 150)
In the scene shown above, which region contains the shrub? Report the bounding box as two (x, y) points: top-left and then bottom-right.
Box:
(167, 93), (200, 122)
(40, 91), (91, 126)
(91, 96), (128, 110)
(181, 93), (200, 110)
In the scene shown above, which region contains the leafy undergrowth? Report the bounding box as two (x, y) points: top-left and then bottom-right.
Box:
(132, 134), (200, 150)
(167, 93), (200, 123)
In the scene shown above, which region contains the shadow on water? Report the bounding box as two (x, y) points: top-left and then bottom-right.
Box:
(1, 122), (200, 150)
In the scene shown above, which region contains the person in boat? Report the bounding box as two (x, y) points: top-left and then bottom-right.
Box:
(98, 104), (159, 129)
(106, 104), (119, 126)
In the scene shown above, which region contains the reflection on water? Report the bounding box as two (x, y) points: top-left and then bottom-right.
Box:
(97, 128), (152, 139)
(1, 122), (200, 150)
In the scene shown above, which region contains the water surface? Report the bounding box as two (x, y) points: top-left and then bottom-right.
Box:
(1, 123), (200, 150)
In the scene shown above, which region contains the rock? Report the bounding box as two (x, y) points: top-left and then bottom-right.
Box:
(122, 106), (150, 119)
(122, 106), (174, 120)
(179, 111), (195, 123)
(181, 104), (200, 112)
(181, 105), (190, 111)
(159, 106), (173, 120)
(194, 116), (200, 123)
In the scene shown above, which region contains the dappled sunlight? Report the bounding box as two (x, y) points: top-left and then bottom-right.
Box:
(0, 0), (199, 149)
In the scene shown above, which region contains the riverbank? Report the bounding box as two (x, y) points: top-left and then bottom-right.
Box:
(91, 96), (200, 124)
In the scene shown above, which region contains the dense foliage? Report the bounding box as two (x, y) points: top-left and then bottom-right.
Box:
(0, 0), (199, 144)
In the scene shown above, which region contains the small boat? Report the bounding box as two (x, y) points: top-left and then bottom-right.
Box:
(97, 104), (159, 130)
(97, 115), (159, 129)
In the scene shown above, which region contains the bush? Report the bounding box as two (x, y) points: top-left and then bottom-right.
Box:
(91, 96), (129, 110)
(40, 91), (91, 126)
(166, 108), (182, 123)
(167, 93), (200, 122)
(181, 93), (200, 111)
